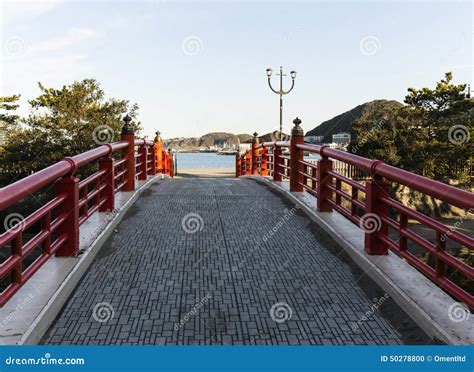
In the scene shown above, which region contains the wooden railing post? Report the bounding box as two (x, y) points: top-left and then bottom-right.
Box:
(138, 142), (148, 181)
(99, 153), (114, 212)
(273, 145), (282, 181)
(169, 149), (174, 177)
(55, 172), (79, 256)
(261, 147), (268, 176)
(290, 117), (304, 192)
(121, 115), (135, 191)
(364, 172), (390, 255)
(138, 144), (147, 180)
(162, 149), (167, 175)
(316, 146), (333, 212)
(236, 151), (241, 177)
(251, 133), (259, 175)
(155, 131), (163, 174)
(245, 150), (251, 175)
(149, 144), (157, 176)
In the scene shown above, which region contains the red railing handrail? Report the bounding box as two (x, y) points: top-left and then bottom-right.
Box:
(294, 142), (474, 210)
(0, 140), (152, 210)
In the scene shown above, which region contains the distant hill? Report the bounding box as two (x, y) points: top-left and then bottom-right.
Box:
(164, 132), (290, 150)
(305, 100), (403, 143)
(257, 132), (290, 143)
(164, 132), (252, 151)
(239, 132), (291, 143)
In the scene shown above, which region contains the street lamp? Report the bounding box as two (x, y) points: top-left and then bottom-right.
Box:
(266, 66), (297, 140)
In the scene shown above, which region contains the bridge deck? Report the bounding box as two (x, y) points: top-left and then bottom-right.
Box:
(42, 178), (432, 345)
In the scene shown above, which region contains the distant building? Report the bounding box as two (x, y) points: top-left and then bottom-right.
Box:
(305, 135), (324, 144)
(332, 132), (351, 145)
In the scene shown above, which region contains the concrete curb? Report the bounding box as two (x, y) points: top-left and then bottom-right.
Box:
(17, 175), (163, 345)
(248, 175), (473, 345)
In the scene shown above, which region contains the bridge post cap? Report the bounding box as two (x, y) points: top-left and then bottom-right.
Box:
(291, 117), (304, 136)
(121, 115), (134, 135)
(252, 132), (259, 144)
(154, 130), (162, 142)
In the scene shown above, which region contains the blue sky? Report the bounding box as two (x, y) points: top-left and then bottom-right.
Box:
(1, 0), (472, 139)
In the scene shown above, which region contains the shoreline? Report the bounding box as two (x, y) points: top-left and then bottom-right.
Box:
(175, 168), (235, 178)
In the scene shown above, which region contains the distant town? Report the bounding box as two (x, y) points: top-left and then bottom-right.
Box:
(162, 131), (351, 154)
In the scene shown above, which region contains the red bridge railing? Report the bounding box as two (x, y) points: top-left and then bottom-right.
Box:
(0, 118), (174, 307)
(236, 118), (474, 308)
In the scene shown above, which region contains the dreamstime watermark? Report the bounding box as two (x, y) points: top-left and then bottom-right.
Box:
(359, 213), (382, 234)
(448, 124), (470, 145)
(5, 353), (85, 366)
(92, 125), (114, 145)
(1, 293), (34, 327)
(3, 36), (27, 57)
(92, 302), (115, 323)
(447, 302), (470, 323)
(262, 205), (300, 242)
(270, 302), (293, 323)
(182, 36), (203, 56)
(351, 293), (390, 331)
(181, 213), (204, 234)
(359, 36), (381, 56)
(3, 213), (26, 233)
(84, 208), (119, 241)
(440, 208), (473, 242)
(174, 293), (212, 331)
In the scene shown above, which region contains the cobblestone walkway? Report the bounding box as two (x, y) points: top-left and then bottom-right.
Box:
(42, 178), (432, 345)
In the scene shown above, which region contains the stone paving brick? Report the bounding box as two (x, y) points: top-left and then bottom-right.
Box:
(42, 178), (435, 345)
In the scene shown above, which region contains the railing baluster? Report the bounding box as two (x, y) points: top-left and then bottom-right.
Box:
(236, 151), (241, 177)
(121, 116), (136, 191)
(154, 131), (163, 174)
(364, 173), (390, 255)
(273, 146), (282, 182)
(55, 174), (80, 256)
(138, 144), (148, 181)
(149, 144), (157, 176)
(251, 133), (259, 175)
(316, 149), (333, 212)
(99, 153), (115, 212)
(290, 117), (304, 192)
(261, 147), (268, 176)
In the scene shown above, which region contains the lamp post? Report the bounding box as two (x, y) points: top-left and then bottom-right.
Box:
(266, 66), (297, 140)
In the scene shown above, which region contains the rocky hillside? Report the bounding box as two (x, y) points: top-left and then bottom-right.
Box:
(305, 100), (403, 143)
(258, 132), (290, 143)
(164, 132), (252, 151)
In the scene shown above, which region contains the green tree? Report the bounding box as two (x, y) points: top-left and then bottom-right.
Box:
(0, 94), (20, 126)
(403, 72), (473, 183)
(351, 73), (473, 186)
(0, 79), (141, 180)
(0, 94), (21, 151)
